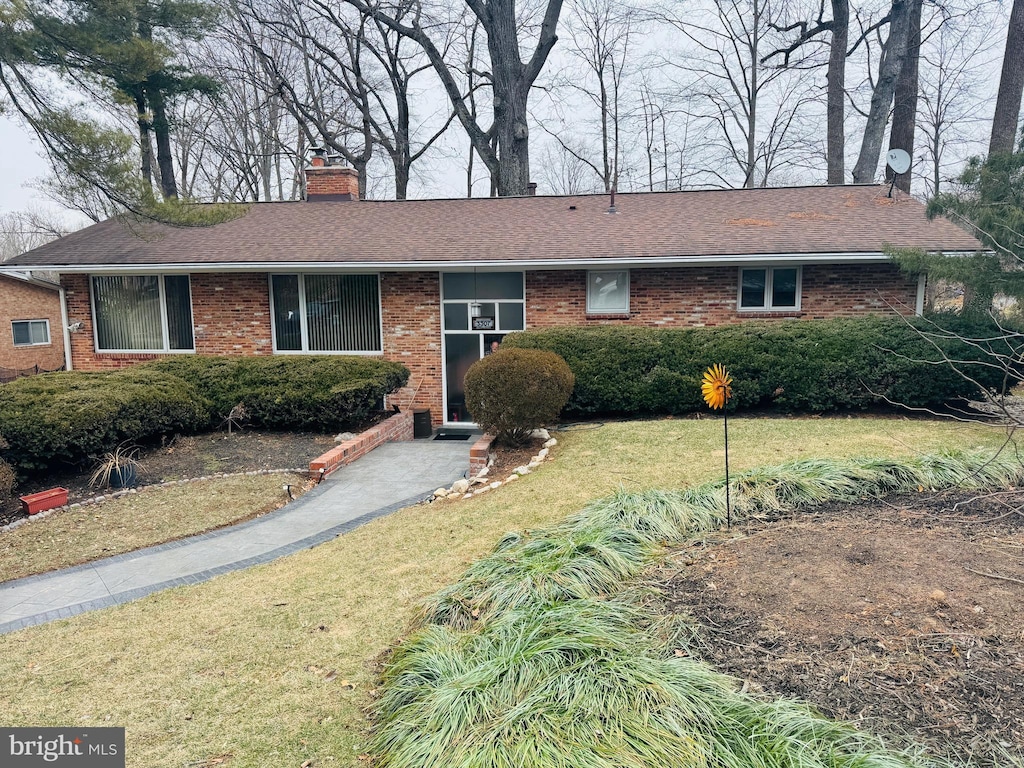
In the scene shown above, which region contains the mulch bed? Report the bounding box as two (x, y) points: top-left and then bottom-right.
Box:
(652, 490), (1024, 762)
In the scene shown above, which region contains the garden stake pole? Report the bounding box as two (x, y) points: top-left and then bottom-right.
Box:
(723, 398), (731, 530)
(702, 364), (733, 531)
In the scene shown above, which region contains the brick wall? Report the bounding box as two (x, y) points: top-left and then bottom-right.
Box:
(380, 271), (444, 424)
(309, 410), (413, 478)
(60, 263), (918, 424)
(0, 275), (65, 371)
(63, 273), (272, 371)
(527, 264), (917, 328)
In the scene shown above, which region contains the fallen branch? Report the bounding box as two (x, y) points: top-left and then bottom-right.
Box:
(963, 566), (1024, 586)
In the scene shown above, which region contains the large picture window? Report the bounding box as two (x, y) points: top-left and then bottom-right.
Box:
(739, 267), (800, 310)
(587, 270), (629, 314)
(12, 319), (50, 346)
(92, 275), (194, 352)
(271, 273), (381, 353)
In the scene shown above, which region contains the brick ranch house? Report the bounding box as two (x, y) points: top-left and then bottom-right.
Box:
(6, 165), (980, 426)
(0, 270), (67, 377)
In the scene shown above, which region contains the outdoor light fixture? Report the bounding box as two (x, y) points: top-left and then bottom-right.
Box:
(470, 268), (482, 317)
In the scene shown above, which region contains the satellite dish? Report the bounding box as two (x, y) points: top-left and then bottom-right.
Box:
(886, 148), (911, 175)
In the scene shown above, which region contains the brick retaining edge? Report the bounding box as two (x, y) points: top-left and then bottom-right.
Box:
(309, 410), (415, 480)
(469, 434), (495, 475)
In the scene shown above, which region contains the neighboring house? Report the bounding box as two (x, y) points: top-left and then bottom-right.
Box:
(5, 159), (981, 425)
(0, 270), (67, 378)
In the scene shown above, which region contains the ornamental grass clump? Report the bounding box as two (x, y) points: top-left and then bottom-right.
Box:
(376, 599), (933, 768)
(374, 449), (1024, 768)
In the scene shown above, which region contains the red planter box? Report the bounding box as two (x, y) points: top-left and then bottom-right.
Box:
(19, 488), (69, 515)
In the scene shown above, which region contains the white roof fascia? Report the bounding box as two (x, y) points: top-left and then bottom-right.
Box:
(0, 268), (62, 290)
(19, 250), (981, 274)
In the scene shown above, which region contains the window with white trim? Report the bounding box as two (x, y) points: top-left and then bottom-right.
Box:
(270, 273), (382, 353)
(739, 267), (800, 310)
(587, 270), (629, 314)
(92, 275), (194, 352)
(12, 319), (50, 346)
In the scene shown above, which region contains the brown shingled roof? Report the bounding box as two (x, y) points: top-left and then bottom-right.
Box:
(7, 185), (981, 270)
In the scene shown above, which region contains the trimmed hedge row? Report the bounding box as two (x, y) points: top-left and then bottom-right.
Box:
(0, 356), (409, 475)
(0, 368), (209, 473)
(147, 356), (409, 431)
(501, 316), (1018, 416)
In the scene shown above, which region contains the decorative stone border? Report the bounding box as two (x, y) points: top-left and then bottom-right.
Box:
(432, 430), (558, 501)
(0, 468), (307, 534)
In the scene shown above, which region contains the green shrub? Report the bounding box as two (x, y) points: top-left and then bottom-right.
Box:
(0, 368), (209, 474)
(144, 355), (409, 431)
(502, 316), (1017, 417)
(464, 348), (574, 445)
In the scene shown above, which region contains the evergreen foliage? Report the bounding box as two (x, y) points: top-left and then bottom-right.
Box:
(501, 317), (1018, 417)
(464, 348), (575, 445)
(893, 147), (1024, 317)
(0, 356), (409, 476)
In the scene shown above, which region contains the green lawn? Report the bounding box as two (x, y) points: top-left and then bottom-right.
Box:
(0, 417), (1006, 767)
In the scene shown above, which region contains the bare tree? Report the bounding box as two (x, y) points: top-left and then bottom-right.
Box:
(541, 0), (640, 192)
(850, 0), (914, 183)
(884, 0), (922, 192)
(763, 0), (849, 184)
(0, 209), (71, 261)
(656, 0), (814, 189)
(338, 0), (565, 196)
(916, 5), (1000, 196)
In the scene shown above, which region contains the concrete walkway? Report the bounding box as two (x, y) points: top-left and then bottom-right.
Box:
(0, 440), (471, 635)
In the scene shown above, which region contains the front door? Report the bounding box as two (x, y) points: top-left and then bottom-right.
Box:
(441, 271), (525, 424)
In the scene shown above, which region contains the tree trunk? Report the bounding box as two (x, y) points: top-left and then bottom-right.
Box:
(989, 0), (1024, 156)
(851, 0), (913, 184)
(488, 0), (533, 196)
(886, 0), (921, 193)
(826, 0), (848, 184)
(149, 86), (179, 200)
(135, 93), (155, 196)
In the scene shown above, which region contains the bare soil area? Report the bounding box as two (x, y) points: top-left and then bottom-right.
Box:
(654, 491), (1024, 762)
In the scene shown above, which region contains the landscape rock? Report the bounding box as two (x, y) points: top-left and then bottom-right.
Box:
(513, 465), (531, 476)
(451, 479), (470, 494)
(537, 448), (549, 459)
(543, 438), (557, 448)
(433, 488), (449, 498)
(531, 428), (550, 440)
(489, 481), (502, 490)
(505, 474), (519, 482)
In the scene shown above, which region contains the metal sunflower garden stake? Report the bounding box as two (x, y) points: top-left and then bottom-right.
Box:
(702, 364), (733, 528)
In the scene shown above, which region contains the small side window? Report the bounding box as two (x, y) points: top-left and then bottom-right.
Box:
(12, 319), (50, 346)
(587, 270), (629, 314)
(739, 267), (800, 310)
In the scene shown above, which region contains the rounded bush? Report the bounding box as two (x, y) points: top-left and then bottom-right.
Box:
(464, 348), (574, 445)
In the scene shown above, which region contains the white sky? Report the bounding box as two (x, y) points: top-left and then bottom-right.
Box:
(0, 115), (53, 214)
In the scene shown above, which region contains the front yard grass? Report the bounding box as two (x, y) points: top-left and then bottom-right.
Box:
(0, 473), (309, 583)
(0, 417), (1008, 767)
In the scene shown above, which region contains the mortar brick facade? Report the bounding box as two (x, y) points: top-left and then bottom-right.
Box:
(60, 263), (916, 426)
(0, 274), (65, 371)
(526, 264), (918, 328)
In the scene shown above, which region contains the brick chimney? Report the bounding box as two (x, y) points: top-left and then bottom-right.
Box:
(305, 151), (359, 201)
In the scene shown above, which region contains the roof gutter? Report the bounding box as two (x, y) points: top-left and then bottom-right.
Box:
(11, 251), (981, 274)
